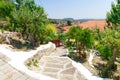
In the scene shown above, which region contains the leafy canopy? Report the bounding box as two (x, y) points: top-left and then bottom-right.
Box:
(106, 0), (120, 27)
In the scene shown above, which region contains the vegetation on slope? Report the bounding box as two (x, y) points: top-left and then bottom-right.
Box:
(0, 0), (57, 48)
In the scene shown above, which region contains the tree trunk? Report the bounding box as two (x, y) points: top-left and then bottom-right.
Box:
(112, 48), (117, 61)
(76, 41), (79, 57)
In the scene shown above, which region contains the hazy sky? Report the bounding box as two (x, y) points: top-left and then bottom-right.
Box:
(35, 0), (115, 19)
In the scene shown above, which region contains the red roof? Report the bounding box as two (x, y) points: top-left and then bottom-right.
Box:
(62, 26), (71, 33)
(79, 20), (107, 30)
(58, 20), (107, 33)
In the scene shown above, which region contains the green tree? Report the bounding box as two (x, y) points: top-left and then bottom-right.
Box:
(106, 0), (120, 28)
(96, 28), (120, 60)
(95, 28), (120, 78)
(14, 0), (36, 11)
(106, 0), (120, 60)
(67, 20), (72, 26)
(66, 26), (94, 59)
(9, 0), (48, 46)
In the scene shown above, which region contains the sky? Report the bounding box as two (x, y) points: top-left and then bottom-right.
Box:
(35, 0), (115, 19)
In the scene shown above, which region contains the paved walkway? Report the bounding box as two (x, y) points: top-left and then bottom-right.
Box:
(25, 47), (87, 80)
(0, 53), (37, 80)
(39, 56), (87, 80)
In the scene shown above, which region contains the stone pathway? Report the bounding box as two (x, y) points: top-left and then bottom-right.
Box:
(50, 47), (68, 56)
(39, 56), (87, 80)
(25, 47), (87, 80)
(0, 53), (37, 80)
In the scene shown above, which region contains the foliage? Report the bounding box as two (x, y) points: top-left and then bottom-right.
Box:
(0, 0), (51, 47)
(58, 33), (66, 41)
(106, 0), (120, 28)
(107, 2), (120, 58)
(43, 23), (57, 42)
(26, 59), (39, 67)
(94, 28), (120, 78)
(96, 44), (112, 60)
(66, 26), (94, 59)
(67, 26), (94, 48)
(46, 24), (57, 34)
(15, 0), (36, 11)
(97, 0), (120, 78)
(67, 20), (72, 26)
(33, 59), (39, 67)
(95, 28), (120, 60)
(9, 0), (48, 46)
(0, 0), (15, 18)
(46, 24), (57, 38)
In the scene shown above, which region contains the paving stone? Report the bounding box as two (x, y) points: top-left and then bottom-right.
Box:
(15, 75), (28, 80)
(0, 72), (6, 80)
(64, 62), (73, 68)
(39, 59), (45, 66)
(6, 70), (23, 80)
(0, 58), (36, 80)
(26, 78), (39, 80)
(74, 70), (87, 80)
(42, 72), (58, 78)
(59, 74), (73, 80)
(50, 47), (68, 56)
(45, 63), (64, 69)
(2, 66), (15, 73)
(0, 64), (10, 71)
(60, 67), (76, 75)
(0, 59), (6, 66)
(43, 67), (60, 73)
(0, 53), (10, 61)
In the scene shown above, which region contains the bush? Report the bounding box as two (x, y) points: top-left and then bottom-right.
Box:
(45, 23), (57, 42)
(96, 44), (113, 60)
(66, 26), (94, 59)
(46, 24), (57, 34)
(9, 0), (48, 46)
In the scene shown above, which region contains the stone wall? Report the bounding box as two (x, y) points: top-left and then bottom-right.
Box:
(25, 42), (56, 70)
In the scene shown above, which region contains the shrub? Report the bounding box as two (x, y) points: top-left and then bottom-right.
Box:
(46, 24), (57, 34)
(9, 0), (48, 46)
(45, 23), (57, 42)
(66, 26), (94, 59)
(96, 44), (112, 60)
